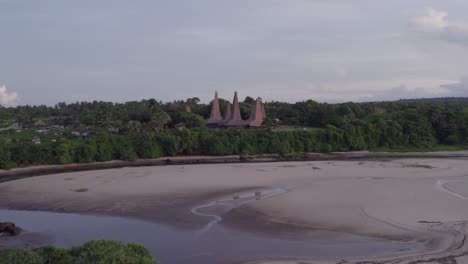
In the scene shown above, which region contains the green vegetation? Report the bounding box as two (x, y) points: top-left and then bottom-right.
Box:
(0, 240), (158, 264)
(73, 188), (89, 192)
(402, 164), (434, 169)
(0, 97), (467, 170)
(271, 125), (323, 132)
(370, 145), (468, 153)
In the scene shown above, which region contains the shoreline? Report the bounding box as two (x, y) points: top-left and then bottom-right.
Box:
(1, 150), (467, 182)
(1, 195), (466, 264)
(1, 158), (467, 263)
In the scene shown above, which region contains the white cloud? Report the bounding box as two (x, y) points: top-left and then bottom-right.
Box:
(0, 85), (19, 106)
(412, 7), (468, 46)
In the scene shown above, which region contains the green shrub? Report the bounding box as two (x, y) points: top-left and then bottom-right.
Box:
(0, 240), (158, 264)
(69, 240), (157, 264)
(0, 249), (43, 264)
(36, 246), (73, 264)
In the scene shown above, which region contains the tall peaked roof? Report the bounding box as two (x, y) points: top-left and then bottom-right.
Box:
(206, 91), (222, 124)
(223, 102), (232, 121)
(247, 97), (266, 127)
(205, 91), (265, 127)
(225, 91), (246, 126)
(231, 92), (242, 121)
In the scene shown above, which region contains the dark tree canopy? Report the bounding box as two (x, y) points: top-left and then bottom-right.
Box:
(0, 97), (467, 169)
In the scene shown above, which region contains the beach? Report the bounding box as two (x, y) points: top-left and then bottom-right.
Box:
(0, 157), (467, 263)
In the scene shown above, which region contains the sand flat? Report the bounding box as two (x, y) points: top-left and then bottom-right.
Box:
(0, 158), (467, 263)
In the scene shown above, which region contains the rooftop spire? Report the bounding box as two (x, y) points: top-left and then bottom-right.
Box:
(247, 97), (266, 127)
(231, 92), (242, 121)
(223, 102), (232, 122)
(225, 91), (245, 126)
(206, 91), (222, 125)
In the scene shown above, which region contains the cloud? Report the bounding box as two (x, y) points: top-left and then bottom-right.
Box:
(411, 7), (468, 46)
(359, 77), (468, 102)
(358, 85), (441, 102)
(0, 85), (19, 106)
(441, 77), (468, 96)
(412, 8), (448, 31)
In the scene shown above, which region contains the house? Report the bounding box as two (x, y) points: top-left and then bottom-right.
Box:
(34, 120), (47, 127)
(206, 91), (266, 128)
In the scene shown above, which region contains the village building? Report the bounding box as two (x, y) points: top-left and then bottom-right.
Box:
(33, 120), (47, 127)
(206, 91), (266, 128)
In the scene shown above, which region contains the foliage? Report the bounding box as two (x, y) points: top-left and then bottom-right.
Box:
(1, 97), (468, 170)
(0, 249), (43, 264)
(0, 240), (158, 264)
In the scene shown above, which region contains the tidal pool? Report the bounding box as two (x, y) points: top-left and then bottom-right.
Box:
(0, 209), (426, 264)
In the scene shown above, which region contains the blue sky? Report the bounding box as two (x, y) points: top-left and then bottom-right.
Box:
(1, 0), (468, 106)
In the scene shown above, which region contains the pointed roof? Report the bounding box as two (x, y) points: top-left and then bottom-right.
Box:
(231, 92), (242, 121)
(223, 102), (232, 121)
(225, 91), (246, 126)
(247, 97), (265, 127)
(206, 91), (222, 124)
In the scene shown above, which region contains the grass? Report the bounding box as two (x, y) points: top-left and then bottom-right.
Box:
(402, 164), (434, 169)
(370, 145), (468, 153)
(73, 188), (89, 192)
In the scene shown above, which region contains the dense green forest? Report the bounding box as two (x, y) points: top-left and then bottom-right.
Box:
(0, 240), (158, 264)
(0, 97), (467, 170)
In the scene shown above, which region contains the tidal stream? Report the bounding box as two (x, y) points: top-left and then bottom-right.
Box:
(0, 188), (427, 264)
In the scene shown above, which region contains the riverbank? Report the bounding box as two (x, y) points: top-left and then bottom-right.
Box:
(1, 150), (468, 182)
(1, 158), (467, 263)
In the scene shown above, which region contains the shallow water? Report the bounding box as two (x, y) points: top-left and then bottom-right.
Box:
(0, 209), (427, 264)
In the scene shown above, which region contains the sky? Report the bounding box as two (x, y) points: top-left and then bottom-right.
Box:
(1, 0), (468, 106)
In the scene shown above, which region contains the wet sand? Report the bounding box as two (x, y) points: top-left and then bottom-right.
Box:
(1, 158), (468, 263)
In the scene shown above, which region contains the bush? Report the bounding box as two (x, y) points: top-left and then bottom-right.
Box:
(0, 249), (43, 264)
(36, 247), (73, 264)
(0, 240), (158, 264)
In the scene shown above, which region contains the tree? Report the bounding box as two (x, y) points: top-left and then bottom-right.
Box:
(148, 112), (171, 132)
(134, 134), (161, 159)
(95, 136), (113, 162)
(244, 96), (255, 104)
(74, 143), (96, 163)
(126, 120), (142, 133)
(178, 112), (205, 128)
(112, 136), (137, 161)
(186, 97), (200, 105)
(0, 145), (15, 169)
(54, 142), (74, 164)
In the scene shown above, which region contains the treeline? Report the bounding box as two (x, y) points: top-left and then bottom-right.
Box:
(0, 128), (322, 169)
(1, 97), (468, 170)
(1, 96), (468, 138)
(1, 120), (459, 170)
(5, 98), (466, 139)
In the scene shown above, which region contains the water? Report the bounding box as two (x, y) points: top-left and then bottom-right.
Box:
(0, 209), (426, 264)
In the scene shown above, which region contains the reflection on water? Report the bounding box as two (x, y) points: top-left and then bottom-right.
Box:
(0, 210), (425, 264)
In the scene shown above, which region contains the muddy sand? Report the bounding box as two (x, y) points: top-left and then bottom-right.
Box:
(0, 158), (468, 264)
